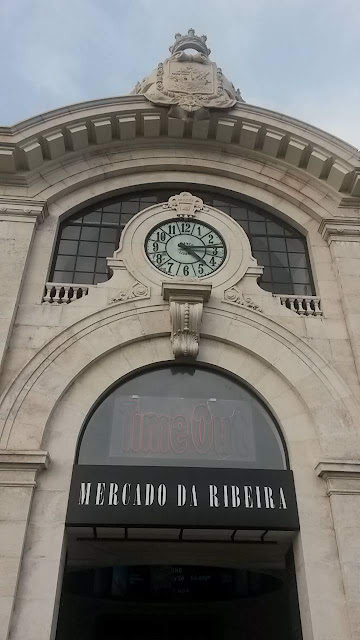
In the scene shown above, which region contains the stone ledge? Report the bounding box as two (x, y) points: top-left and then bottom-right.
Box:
(0, 198), (48, 225)
(316, 460), (360, 495)
(319, 217), (360, 243)
(0, 450), (50, 471)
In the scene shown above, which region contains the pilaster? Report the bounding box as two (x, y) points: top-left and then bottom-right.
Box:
(319, 218), (360, 384)
(0, 199), (47, 375)
(0, 451), (49, 640)
(317, 461), (360, 640)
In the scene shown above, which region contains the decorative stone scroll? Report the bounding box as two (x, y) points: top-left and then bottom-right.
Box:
(109, 281), (148, 304)
(224, 286), (262, 312)
(162, 282), (212, 359)
(163, 191), (207, 218)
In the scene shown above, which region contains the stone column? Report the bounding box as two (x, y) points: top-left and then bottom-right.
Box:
(0, 450), (49, 640)
(317, 461), (360, 640)
(320, 218), (360, 385)
(0, 199), (47, 374)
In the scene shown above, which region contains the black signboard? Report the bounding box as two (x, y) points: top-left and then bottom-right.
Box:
(66, 465), (299, 531)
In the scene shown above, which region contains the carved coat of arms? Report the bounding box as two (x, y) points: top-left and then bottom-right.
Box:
(134, 29), (243, 116)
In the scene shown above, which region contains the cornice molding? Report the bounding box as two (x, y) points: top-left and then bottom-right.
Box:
(0, 198), (48, 225)
(0, 449), (50, 470)
(319, 217), (360, 243)
(316, 460), (360, 496)
(0, 97), (359, 197)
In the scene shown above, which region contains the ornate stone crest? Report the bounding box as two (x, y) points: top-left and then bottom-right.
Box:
(163, 191), (207, 218)
(134, 29), (243, 118)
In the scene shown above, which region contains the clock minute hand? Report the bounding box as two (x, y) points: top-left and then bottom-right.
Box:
(178, 243), (208, 267)
(187, 245), (223, 249)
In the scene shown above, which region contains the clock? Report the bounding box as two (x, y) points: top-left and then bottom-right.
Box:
(145, 218), (226, 277)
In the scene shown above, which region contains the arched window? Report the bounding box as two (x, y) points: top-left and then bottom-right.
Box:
(51, 189), (314, 295)
(77, 365), (288, 470)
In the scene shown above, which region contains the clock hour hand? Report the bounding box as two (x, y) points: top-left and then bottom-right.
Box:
(178, 243), (208, 267)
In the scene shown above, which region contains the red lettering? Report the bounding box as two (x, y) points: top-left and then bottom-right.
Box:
(170, 415), (189, 454)
(191, 404), (213, 454)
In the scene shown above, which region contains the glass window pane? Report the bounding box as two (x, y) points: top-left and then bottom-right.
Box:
(252, 237), (268, 251)
(288, 253), (307, 268)
(54, 270), (73, 282)
(291, 269), (310, 284)
(73, 272), (94, 284)
(103, 203), (121, 213)
(61, 226), (80, 240)
(102, 212), (121, 224)
(96, 258), (107, 273)
(259, 281), (272, 292)
(286, 238), (304, 252)
(230, 206), (247, 220)
(272, 282), (292, 294)
(55, 255), (76, 271)
(293, 283), (312, 295)
(253, 251), (270, 266)
(270, 252), (289, 267)
(75, 257), (96, 272)
(249, 221), (266, 234)
(78, 241), (97, 257)
(262, 267), (272, 282)
(98, 242), (115, 257)
(120, 214), (134, 225)
(121, 201), (141, 214)
(81, 227), (99, 241)
(100, 228), (118, 242)
(272, 268), (291, 283)
(94, 273), (109, 284)
(266, 222), (284, 236)
(248, 210), (265, 222)
(83, 211), (102, 224)
(237, 220), (249, 233)
(268, 237), (286, 252)
(58, 240), (78, 255)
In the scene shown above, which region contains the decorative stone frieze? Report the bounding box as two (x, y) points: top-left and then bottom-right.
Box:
(162, 282), (211, 358)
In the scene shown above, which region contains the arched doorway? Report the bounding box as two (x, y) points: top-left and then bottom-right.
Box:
(56, 364), (302, 639)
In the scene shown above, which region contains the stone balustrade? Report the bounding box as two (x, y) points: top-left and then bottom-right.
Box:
(42, 282), (90, 304)
(277, 294), (322, 316)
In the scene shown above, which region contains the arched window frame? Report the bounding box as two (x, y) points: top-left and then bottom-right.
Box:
(50, 189), (315, 296)
(75, 363), (290, 471)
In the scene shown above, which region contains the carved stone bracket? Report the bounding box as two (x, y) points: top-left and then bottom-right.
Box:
(162, 282), (212, 359)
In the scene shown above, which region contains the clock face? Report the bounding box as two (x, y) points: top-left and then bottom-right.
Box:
(145, 219), (226, 277)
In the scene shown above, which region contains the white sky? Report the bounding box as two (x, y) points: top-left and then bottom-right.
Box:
(1, 0), (359, 148)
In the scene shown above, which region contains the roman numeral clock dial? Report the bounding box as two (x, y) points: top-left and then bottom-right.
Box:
(145, 219), (226, 277)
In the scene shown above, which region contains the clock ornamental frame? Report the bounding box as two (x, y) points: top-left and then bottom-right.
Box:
(105, 192), (263, 360)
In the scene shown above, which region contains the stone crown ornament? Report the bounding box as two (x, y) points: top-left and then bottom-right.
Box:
(133, 29), (243, 118)
(169, 29), (211, 56)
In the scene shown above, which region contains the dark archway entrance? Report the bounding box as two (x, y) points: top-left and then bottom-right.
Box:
(56, 365), (302, 639)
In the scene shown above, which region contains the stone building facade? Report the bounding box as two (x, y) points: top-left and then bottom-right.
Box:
(0, 30), (360, 640)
